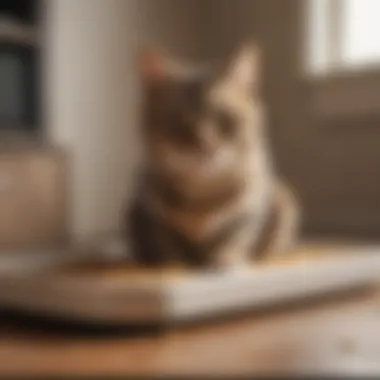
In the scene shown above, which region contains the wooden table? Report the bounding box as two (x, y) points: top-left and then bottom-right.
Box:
(1, 286), (380, 377)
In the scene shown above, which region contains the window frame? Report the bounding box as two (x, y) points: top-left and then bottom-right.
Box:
(306, 0), (380, 77)
(305, 0), (380, 119)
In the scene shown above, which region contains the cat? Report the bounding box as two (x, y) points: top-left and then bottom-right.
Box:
(124, 44), (299, 270)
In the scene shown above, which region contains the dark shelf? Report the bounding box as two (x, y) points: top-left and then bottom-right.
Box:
(0, 0), (38, 25)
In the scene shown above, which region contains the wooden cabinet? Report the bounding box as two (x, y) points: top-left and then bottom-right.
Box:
(0, 145), (68, 250)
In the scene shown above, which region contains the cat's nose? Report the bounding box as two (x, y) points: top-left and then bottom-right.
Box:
(197, 125), (216, 156)
(197, 142), (216, 158)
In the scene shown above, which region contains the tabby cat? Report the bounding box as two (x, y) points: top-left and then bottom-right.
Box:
(124, 44), (299, 270)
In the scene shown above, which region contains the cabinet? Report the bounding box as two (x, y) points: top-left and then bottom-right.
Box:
(0, 145), (68, 250)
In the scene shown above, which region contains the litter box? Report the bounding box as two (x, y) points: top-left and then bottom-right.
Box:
(0, 243), (380, 326)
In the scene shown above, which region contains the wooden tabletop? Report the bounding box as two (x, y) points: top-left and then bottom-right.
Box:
(1, 287), (380, 377)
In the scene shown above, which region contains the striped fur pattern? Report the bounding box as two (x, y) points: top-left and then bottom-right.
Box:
(125, 45), (300, 270)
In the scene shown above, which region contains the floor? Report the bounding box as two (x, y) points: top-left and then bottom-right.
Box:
(0, 289), (380, 376)
(1, 243), (380, 376)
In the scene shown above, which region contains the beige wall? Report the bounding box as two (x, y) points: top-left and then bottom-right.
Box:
(44, 0), (205, 241)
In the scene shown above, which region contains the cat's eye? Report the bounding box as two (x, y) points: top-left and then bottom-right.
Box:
(213, 110), (236, 136)
(166, 111), (196, 145)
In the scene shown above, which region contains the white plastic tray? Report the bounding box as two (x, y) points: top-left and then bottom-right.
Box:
(0, 245), (380, 325)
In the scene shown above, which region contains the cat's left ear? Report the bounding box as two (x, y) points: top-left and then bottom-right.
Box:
(139, 49), (167, 84)
(224, 44), (261, 93)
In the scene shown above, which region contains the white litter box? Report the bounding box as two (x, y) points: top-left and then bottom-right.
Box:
(0, 244), (379, 326)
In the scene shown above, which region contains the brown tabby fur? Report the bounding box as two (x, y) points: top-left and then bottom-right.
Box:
(124, 44), (299, 270)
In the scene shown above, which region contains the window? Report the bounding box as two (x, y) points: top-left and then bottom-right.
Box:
(307, 0), (380, 75)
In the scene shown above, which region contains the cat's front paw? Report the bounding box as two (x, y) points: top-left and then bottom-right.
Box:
(227, 263), (253, 276)
(210, 257), (252, 276)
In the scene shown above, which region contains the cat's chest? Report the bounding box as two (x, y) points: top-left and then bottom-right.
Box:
(148, 170), (273, 242)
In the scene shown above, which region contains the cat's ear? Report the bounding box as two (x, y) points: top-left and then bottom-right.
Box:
(224, 44), (261, 92)
(139, 49), (167, 85)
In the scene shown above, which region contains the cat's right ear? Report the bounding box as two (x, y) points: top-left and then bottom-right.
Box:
(221, 43), (261, 95)
(139, 49), (166, 85)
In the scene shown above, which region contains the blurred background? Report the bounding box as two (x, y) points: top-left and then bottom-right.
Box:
(1, 0), (380, 245)
(1, 0), (380, 377)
